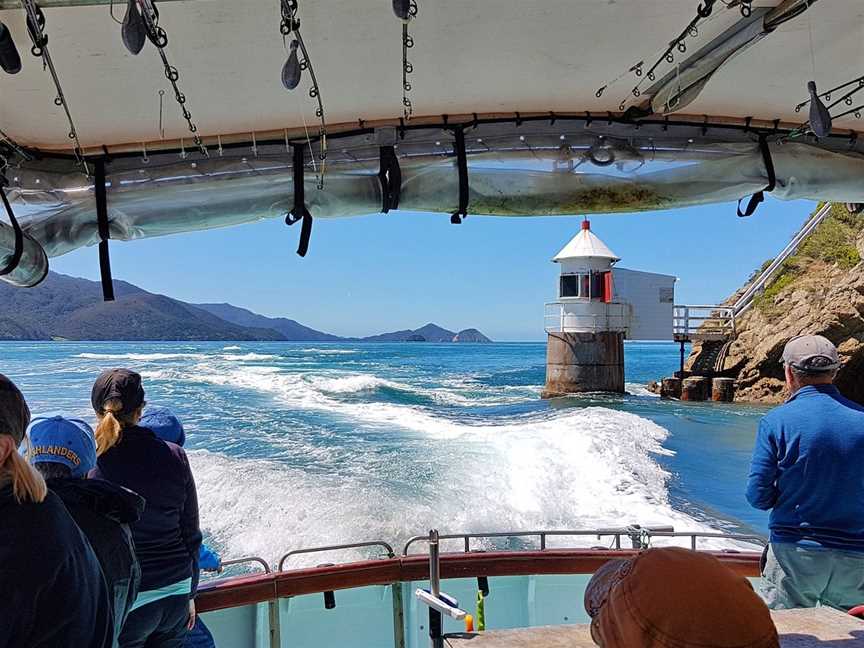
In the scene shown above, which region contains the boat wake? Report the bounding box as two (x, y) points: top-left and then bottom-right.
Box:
(165, 357), (740, 565)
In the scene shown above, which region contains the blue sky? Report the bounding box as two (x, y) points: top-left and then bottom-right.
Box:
(50, 198), (815, 341)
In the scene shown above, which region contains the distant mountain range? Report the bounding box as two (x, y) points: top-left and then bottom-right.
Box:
(0, 272), (491, 343)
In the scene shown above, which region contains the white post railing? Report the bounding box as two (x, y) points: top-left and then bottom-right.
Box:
(544, 302), (628, 334)
(673, 305), (735, 340)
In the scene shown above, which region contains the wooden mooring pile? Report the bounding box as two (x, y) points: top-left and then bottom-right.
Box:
(659, 376), (736, 402)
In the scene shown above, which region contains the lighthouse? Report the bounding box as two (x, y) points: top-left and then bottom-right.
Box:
(542, 220), (677, 397)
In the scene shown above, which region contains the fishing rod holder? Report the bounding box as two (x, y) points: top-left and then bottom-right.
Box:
(414, 529), (466, 648)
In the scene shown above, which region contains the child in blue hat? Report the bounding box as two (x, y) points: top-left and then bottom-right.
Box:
(140, 407), (220, 648)
(29, 415), (145, 647)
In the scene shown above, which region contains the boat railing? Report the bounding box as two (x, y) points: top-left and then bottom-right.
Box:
(642, 531), (767, 551)
(210, 528), (766, 578)
(195, 531), (766, 648)
(219, 556), (272, 574)
(402, 526), (765, 555)
(278, 540), (396, 571)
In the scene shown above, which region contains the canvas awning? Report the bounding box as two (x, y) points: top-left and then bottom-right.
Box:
(0, 0), (862, 288)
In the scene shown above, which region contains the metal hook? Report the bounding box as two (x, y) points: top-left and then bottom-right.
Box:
(179, 137), (187, 160)
(141, 142), (149, 164)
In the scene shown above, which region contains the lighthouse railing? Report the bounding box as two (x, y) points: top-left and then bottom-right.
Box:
(544, 302), (628, 334)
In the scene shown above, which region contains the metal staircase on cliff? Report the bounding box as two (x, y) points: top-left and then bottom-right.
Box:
(732, 202), (834, 317)
(688, 339), (733, 375)
(673, 202), (836, 377)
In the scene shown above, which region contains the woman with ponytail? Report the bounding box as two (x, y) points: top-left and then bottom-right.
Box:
(90, 369), (202, 648)
(0, 373), (113, 648)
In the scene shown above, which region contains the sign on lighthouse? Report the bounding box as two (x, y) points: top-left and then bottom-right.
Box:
(542, 220), (677, 397)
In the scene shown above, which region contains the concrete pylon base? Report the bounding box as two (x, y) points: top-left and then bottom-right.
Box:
(541, 331), (625, 397)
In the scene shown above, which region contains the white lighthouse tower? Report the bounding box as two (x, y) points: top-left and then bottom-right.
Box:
(542, 220), (676, 397)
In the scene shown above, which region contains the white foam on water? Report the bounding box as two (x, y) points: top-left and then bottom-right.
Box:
(298, 348), (358, 355)
(75, 352), (206, 361)
(222, 345), (243, 351)
(134, 356), (753, 564)
(185, 366), (741, 565)
(221, 353), (281, 361)
(309, 374), (408, 394)
(626, 382), (660, 398)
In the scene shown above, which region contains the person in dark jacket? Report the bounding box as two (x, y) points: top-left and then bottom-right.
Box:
(90, 369), (203, 648)
(141, 407), (219, 648)
(0, 374), (113, 648)
(29, 415), (145, 646)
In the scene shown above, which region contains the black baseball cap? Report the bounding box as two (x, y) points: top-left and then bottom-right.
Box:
(0, 374), (30, 445)
(91, 369), (145, 415)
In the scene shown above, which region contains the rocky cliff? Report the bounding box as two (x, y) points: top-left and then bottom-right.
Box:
(687, 204), (864, 405)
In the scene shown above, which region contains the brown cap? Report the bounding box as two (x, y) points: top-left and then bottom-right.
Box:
(584, 548), (779, 648)
(91, 369), (145, 415)
(0, 374), (30, 446)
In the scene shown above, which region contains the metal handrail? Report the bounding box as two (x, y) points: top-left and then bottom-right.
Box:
(733, 202), (833, 317)
(403, 527), (765, 555)
(403, 526), (669, 555)
(219, 556), (272, 574)
(278, 540), (396, 571)
(645, 531), (767, 551)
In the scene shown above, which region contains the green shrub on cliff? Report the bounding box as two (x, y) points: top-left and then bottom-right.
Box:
(753, 258), (802, 314)
(798, 215), (860, 269)
(754, 204), (861, 315)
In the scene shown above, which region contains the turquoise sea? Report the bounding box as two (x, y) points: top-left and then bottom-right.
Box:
(1, 341), (769, 564)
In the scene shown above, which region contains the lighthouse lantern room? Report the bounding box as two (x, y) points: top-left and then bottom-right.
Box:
(542, 220), (677, 397)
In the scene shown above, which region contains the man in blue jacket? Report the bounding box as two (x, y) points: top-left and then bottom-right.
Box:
(746, 334), (864, 611)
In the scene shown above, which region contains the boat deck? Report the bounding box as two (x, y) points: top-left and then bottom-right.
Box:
(444, 608), (864, 647)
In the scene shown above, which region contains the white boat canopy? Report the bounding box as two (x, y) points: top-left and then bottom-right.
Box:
(0, 0), (863, 290)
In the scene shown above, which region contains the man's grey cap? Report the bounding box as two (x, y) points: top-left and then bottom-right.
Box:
(782, 335), (840, 373)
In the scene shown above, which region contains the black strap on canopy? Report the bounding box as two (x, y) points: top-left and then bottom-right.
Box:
(0, 184), (23, 277)
(737, 134), (776, 218)
(451, 126), (469, 224)
(285, 143), (313, 257)
(95, 159), (115, 301)
(378, 145), (401, 213)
